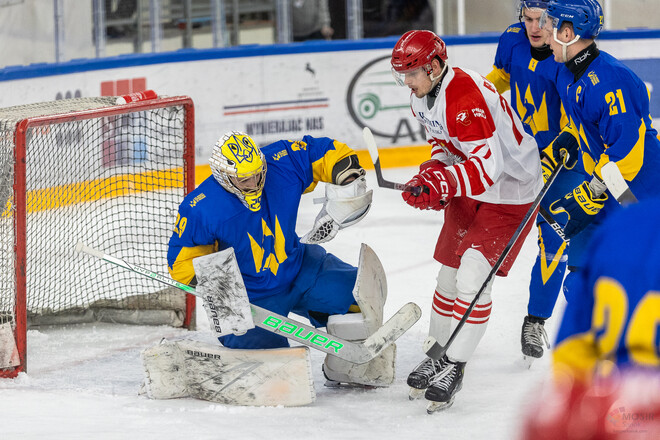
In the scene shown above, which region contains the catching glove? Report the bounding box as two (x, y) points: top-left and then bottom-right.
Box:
(549, 181), (608, 239)
(552, 131), (579, 170)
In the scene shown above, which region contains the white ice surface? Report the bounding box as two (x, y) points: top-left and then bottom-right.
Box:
(0, 167), (564, 440)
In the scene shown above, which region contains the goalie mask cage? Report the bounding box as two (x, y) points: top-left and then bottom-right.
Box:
(0, 95), (196, 378)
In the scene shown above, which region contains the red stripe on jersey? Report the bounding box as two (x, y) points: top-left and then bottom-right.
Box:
(471, 156), (495, 186)
(470, 143), (492, 160)
(459, 160), (487, 195)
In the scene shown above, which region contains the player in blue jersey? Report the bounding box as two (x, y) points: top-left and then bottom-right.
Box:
(486, 0), (586, 363)
(553, 198), (660, 383)
(540, 0), (660, 276)
(167, 131), (396, 387)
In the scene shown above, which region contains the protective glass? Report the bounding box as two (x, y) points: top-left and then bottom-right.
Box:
(539, 9), (559, 31)
(391, 66), (428, 87)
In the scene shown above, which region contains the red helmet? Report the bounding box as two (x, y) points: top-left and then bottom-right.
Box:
(391, 30), (448, 73)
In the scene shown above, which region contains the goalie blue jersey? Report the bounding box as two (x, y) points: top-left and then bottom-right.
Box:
(167, 136), (355, 300)
(556, 49), (660, 198)
(487, 23), (566, 150)
(553, 198), (660, 381)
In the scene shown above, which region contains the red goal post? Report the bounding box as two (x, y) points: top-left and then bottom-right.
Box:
(0, 95), (196, 378)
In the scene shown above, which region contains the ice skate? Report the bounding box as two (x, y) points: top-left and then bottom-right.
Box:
(424, 359), (465, 413)
(407, 356), (447, 400)
(521, 315), (550, 368)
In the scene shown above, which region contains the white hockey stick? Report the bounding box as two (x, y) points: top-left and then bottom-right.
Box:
(601, 161), (638, 205)
(75, 241), (421, 364)
(424, 164), (564, 361)
(363, 127), (423, 196)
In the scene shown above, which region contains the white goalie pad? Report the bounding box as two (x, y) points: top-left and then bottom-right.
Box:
(141, 339), (315, 407)
(192, 248), (254, 338)
(300, 176), (373, 244)
(323, 244), (394, 387)
(0, 322), (20, 369)
(353, 243), (387, 333)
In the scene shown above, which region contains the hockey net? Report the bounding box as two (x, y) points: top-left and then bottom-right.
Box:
(0, 95), (196, 378)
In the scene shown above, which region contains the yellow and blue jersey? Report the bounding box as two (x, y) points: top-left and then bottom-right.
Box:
(556, 50), (660, 198)
(553, 198), (660, 383)
(167, 135), (356, 300)
(486, 23), (566, 150)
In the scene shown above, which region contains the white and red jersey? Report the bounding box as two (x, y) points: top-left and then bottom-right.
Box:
(411, 66), (542, 205)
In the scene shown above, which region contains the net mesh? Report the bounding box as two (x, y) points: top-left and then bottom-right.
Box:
(0, 97), (191, 329)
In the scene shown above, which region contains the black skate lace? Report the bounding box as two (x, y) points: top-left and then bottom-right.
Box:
(523, 321), (550, 348)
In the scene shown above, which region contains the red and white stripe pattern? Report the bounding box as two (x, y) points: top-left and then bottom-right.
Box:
(409, 65), (542, 205)
(453, 297), (492, 325)
(432, 291), (455, 318)
(446, 144), (495, 197)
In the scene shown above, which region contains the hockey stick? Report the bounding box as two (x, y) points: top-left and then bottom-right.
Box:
(362, 127), (423, 196)
(538, 206), (568, 242)
(75, 241), (421, 364)
(423, 164), (564, 361)
(601, 161), (638, 205)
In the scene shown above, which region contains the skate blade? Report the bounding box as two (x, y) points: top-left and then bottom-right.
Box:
(426, 398), (455, 414)
(522, 355), (535, 369)
(409, 387), (426, 400)
(324, 380), (376, 390)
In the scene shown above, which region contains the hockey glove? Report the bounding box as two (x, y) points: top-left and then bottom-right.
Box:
(549, 181), (608, 239)
(401, 160), (445, 210)
(540, 147), (559, 184)
(551, 131), (579, 170)
(417, 161), (457, 210)
(401, 175), (432, 210)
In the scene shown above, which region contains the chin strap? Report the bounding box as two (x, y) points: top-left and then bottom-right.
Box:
(553, 28), (581, 63)
(429, 62), (449, 86)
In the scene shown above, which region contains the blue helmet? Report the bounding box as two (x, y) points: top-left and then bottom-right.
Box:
(518, 1), (550, 23)
(543, 0), (604, 39)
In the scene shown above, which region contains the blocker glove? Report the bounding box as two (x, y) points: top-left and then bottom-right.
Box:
(550, 181), (608, 239)
(552, 131), (579, 170)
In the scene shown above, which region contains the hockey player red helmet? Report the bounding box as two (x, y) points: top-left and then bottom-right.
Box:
(391, 30), (448, 74)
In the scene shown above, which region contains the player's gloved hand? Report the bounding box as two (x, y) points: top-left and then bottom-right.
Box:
(416, 161), (457, 210)
(540, 149), (558, 184)
(401, 160), (442, 210)
(549, 181), (608, 239)
(401, 175), (431, 209)
(552, 131), (579, 170)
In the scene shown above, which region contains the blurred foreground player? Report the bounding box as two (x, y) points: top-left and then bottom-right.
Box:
(167, 131), (396, 388)
(553, 198), (660, 383)
(521, 199), (660, 439)
(391, 30), (543, 411)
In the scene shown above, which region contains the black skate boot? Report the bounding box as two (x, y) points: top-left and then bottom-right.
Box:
(406, 356), (447, 400)
(424, 359), (466, 413)
(521, 315), (550, 367)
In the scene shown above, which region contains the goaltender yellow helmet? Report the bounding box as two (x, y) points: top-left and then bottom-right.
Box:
(209, 131), (267, 211)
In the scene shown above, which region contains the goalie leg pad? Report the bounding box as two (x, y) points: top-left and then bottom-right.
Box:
(323, 313), (396, 387)
(323, 244), (395, 387)
(192, 248), (255, 338)
(352, 243), (387, 334)
(141, 339), (315, 407)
